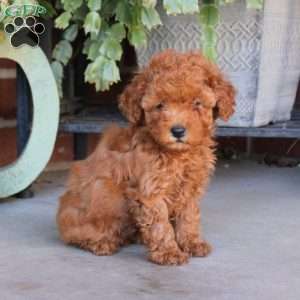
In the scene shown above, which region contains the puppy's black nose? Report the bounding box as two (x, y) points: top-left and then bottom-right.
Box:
(171, 126), (186, 139)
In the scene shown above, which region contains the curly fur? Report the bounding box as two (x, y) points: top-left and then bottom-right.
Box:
(57, 49), (235, 265)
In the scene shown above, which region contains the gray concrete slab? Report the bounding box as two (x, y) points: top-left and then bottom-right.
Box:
(0, 160), (300, 300)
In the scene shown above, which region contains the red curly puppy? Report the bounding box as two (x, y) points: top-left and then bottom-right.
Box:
(57, 50), (235, 265)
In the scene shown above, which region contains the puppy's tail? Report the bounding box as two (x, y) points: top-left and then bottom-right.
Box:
(94, 124), (135, 159)
(99, 124), (123, 148)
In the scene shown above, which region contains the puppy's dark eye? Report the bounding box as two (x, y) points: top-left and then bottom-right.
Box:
(155, 102), (164, 110)
(194, 100), (202, 108)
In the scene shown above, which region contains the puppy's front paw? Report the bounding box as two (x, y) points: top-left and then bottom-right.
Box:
(188, 241), (212, 257)
(149, 248), (189, 265)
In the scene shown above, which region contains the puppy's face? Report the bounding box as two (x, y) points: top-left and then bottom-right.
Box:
(119, 50), (236, 151)
(142, 73), (217, 150)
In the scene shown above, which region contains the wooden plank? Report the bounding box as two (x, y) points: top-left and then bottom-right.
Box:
(216, 126), (300, 138)
(60, 111), (300, 138)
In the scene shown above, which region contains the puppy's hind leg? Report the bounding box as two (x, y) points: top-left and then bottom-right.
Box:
(57, 179), (133, 256)
(56, 190), (87, 242)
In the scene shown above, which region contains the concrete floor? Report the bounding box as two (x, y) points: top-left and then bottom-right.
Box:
(0, 160), (300, 300)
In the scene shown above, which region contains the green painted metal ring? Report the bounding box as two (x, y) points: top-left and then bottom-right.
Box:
(0, 38), (59, 198)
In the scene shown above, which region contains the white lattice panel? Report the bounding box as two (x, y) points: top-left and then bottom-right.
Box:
(136, 1), (300, 127)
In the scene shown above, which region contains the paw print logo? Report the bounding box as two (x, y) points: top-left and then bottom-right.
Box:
(4, 16), (45, 48)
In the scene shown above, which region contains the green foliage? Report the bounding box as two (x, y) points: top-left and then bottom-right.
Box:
(219, 0), (236, 4)
(218, 0), (263, 8)
(87, 0), (102, 11)
(55, 11), (71, 29)
(107, 23), (126, 41)
(199, 5), (219, 26)
(247, 0), (263, 9)
(128, 25), (147, 48)
(99, 38), (122, 60)
(85, 56), (120, 91)
(51, 61), (63, 96)
(199, 3), (219, 61)
(63, 24), (78, 41)
(163, 0), (199, 15)
(61, 0), (83, 12)
(52, 40), (73, 65)
(141, 6), (162, 30)
(50, 0), (264, 96)
(86, 40), (101, 60)
(142, 0), (157, 9)
(115, 1), (133, 25)
(84, 11), (101, 34)
(201, 26), (217, 45)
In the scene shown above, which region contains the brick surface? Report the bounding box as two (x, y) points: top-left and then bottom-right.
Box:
(0, 129), (74, 166)
(0, 127), (17, 167)
(49, 133), (74, 163)
(0, 79), (16, 118)
(0, 58), (16, 119)
(0, 59), (16, 69)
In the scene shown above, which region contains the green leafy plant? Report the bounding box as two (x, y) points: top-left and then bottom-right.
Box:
(51, 0), (263, 96)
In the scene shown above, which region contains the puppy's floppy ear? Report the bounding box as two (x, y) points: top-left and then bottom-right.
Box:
(187, 52), (235, 121)
(208, 70), (236, 121)
(118, 71), (149, 125)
